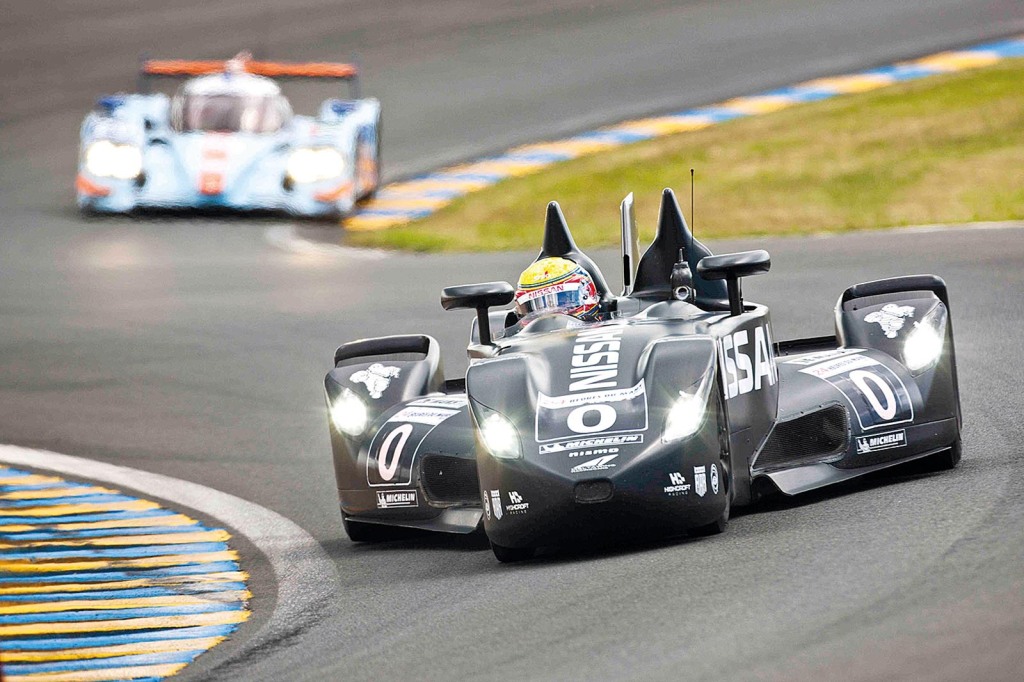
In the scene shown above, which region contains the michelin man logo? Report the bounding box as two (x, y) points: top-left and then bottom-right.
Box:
(349, 364), (401, 399)
(864, 304), (915, 339)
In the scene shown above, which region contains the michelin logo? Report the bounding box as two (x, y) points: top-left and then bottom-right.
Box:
(539, 434), (643, 454)
(864, 304), (914, 339)
(376, 490), (417, 509)
(350, 363), (401, 399)
(856, 429), (906, 454)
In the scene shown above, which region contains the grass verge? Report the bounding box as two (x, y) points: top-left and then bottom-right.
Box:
(347, 59), (1024, 252)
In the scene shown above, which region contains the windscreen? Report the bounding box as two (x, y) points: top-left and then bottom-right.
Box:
(176, 94), (290, 134)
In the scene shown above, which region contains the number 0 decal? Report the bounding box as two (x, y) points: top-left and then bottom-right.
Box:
(376, 424), (413, 482)
(800, 354), (913, 430)
(849, 370), (898, 421)
(365, 403), (462, 487)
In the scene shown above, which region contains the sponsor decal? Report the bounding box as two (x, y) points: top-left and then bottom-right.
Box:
(506, 490), (530, 515)
(490, 489), (503, 520)
(694, 465), (707, 497)
(785, 348), (861, 366)
(350, 363), (401, 399)
(536, 381), (648, 443)
(387, 406), (459, 426)
(856, 429), (907, 454)
(376, 489), (417, 509)
(719, 324), (778, 400)
(568, 326), (625, 392)
(800, 354), (914, 430)
(483, 490), (491, 520)
(538, 434), (643, 454)
(864, 304), (915, 338)
(410, 395), (468, 409)
(664, 471), (691, 496)
(710, 463), (720, 494)
(568, 447), (618, 459)
(570, 454), (618, 474)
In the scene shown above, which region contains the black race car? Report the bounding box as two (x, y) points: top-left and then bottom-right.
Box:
(324, 189), (961, 561)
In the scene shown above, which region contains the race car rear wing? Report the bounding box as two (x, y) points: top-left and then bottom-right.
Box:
(138, 54), (362, 97)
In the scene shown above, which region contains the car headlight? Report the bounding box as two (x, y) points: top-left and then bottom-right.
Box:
(903, 313), (945, 373)
(287, 147), (347, 183)
(662, 371), (714, 443)
(479, 411), (521, 460)
(85, 140), (142, 179)
(329, 387), (368, 437)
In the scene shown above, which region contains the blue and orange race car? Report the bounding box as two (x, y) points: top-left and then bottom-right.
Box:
(76, 53), (381, 219)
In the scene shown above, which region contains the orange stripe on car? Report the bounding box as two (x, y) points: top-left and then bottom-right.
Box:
(75, 174), (112, 197)
(143, 59), (358, 79)
(199, 173), (224, 195)
(315, 181), (354, 203)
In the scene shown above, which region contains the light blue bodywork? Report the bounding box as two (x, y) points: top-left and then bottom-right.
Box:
(77, 93), (380, 218)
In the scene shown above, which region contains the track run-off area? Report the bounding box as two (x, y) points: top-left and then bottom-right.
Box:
(2, 1), (1024, 680)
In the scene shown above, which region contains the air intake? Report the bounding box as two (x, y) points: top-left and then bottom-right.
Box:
(574, 479), (614, 504)
(755, 404), (849, 471)
(419, 454), (480, 506)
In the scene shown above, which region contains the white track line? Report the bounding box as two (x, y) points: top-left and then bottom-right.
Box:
(265, 224), (388, 260)
(0, 444), (337, 665)
(809, 220), (1024, 239)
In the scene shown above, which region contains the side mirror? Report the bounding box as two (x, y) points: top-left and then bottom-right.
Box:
(441, 282), (515, 345)
(696, 250), (771, 316)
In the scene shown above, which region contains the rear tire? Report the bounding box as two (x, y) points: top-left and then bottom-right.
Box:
(490, 540), (534, 563)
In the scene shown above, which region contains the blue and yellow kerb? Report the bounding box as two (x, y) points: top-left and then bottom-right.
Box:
(0, 466), (249, 681)
(347, 35), (1024, 232)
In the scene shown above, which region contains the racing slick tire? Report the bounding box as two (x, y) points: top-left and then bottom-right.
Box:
(490, 540), (535, 563)
(689, 495), (729, 537)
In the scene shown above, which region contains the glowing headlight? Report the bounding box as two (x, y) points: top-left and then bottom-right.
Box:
(329, 388), (368, 437)
(903, 322), (944, 372)
(287, 147), (347, 183)
(480, 412), (521, 460)
(663, 372), (714, 443)
(85, 140), (142, 179)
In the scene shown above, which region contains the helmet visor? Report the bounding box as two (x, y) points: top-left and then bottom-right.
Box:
(514, 282), (589, 318)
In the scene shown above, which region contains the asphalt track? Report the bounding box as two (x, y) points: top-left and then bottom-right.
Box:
(2, 2), (1024, 680)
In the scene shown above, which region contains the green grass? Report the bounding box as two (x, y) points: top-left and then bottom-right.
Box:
(347, 60), (1024, 252)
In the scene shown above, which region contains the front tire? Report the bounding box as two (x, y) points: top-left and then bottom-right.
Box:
(490, 540), (534, 563)
(927, 436), (962, 471)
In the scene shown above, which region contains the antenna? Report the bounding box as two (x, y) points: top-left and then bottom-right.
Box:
(689, 168), (696, 261)
(690, 168), (695, 233)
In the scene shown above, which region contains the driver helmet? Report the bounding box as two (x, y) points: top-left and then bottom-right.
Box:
(514, 257), (601, 321)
